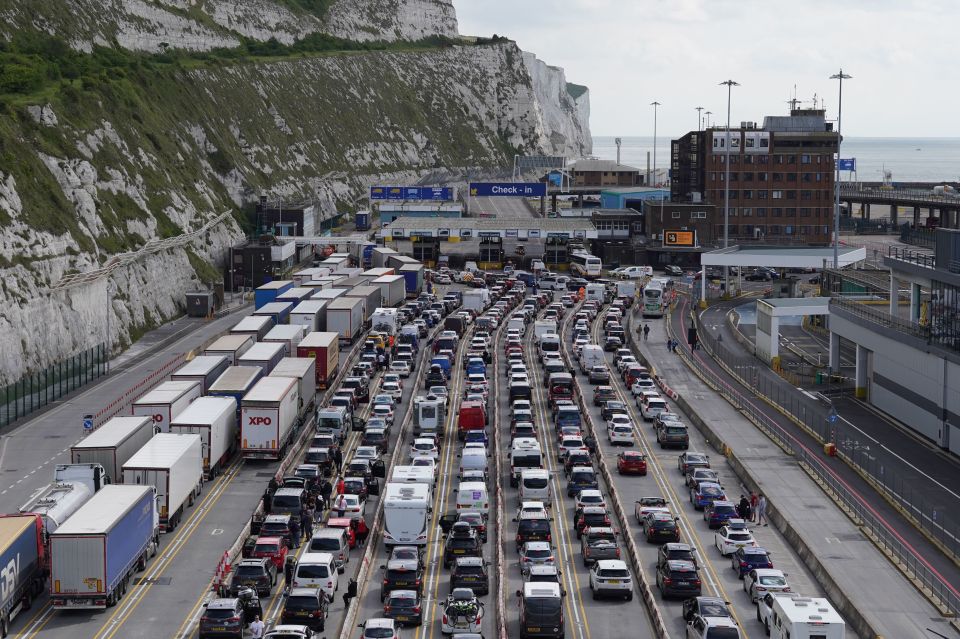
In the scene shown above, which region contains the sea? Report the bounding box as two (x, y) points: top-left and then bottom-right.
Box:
(591, 136), (960, 184)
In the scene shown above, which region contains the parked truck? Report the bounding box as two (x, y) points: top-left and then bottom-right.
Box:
(0, 514), (48, 632)
(398, 263), (424, 297)
(326, 297), (364, 344)
(533, 319), (558, 344)
(345, 285), (383, 323)
(241, 377), (300, 461)
(237, 341), (286, 375)
(204, 334), (255, 365)
(253, 301), (294, 326)
(231, 315), (275, 341)
(254, 280), (293, 310)
(48, 485), (159, 609)
(207, 366), (263, 418)
(462, 289), (490, 313)
(70, 415), (156, 484)
(289, 300), (327, 332)
(19, 463), (108, 533)
(276, 287), (314, 306)
(263, 324), (306, 357)
(372, 275), (406, 308)
(170, 355), (229, 393)
(131, 380), (202, 433)
(296, 331), (340, 390)
(169, 398), (237, 480)
(122, 433), (202, 532)
(269, 357), (318, 417)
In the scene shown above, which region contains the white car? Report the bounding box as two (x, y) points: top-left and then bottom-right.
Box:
(380, 383), (403, 402)
(588, 559), (633, 601)
(639, 394), (669, 421)
(354, 446), (380, 462)
(372, 393), (396, 408)
(410, 438), (439, 461)
(575, 489), (606, 511)
(359, 618), (401, 639)
(558, 436), (587, 459)
(714, 519), (756, 556)
(606, 413), (633, 432)
(334, 493), (364, 520)
(382, 373), (403, 389)
(631, 378), (657, 395)
(389, 360), (411, 377)
(440, 589), (484, 634)
(371, 403), (394, 425)
(512, 400), (532, 414)
(607, 424), (634, 446)
(634, 498), (670, 524)
(411, 456), (437, 476)
(517, 501), (549, 520)
(743, 568), (791, 602)
(685, 614), (742, 639)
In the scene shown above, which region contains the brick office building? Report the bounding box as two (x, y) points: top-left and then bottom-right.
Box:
(671, 109), (838, 245)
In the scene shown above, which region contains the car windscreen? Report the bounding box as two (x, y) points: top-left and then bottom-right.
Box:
(666, 426), (687, 435)
(524, 596), (562, 623)
(203, 608), (237, 620)
(523, 476), (549, 489)
(309, 537), (341, 552)
(296, 564), (329, 579)
(597, 568), (630, 579)
(705, 628), (741, 639)
(253, 543), (279, 554)
(364, 629), (397, 639)
(234, 565), (265, 578)
(272, 494), (301, 509)
(519, 519), (550, 533)
(285, 595), (320, 611)
(455, 564), (484, 575)
(513, 453), (541, 468)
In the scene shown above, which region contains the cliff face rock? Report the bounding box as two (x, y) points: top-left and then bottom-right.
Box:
(521, 52), (592, 158)
(0, 38), (589, 383)
(0, 0), (458, 52)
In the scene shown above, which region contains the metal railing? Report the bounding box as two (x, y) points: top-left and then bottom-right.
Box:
(0, 344), (107, 427)
(687, 310), (960, 619)
(829, 297), (932, 342)
(840, 185), (960, 206)
(887, 245), (937, 269)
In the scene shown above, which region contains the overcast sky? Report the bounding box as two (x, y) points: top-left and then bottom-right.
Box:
(452, 0), (954, 138)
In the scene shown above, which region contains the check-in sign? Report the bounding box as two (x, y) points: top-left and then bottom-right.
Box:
(665, 231), (696, 246)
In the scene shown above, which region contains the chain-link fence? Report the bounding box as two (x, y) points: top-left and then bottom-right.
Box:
(0, 344), (107, 427)
(692, 311), (960, 604)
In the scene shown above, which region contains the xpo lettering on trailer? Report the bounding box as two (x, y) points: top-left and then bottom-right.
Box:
(469, 182), (547, 198)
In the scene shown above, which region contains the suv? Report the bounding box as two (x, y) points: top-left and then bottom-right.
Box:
(225, 558), (277, 597)
(515, 515), (552, 551)
(264, 625), (318, 639)
(580, 527), (620, 566)
(380, 557), (424, 601)
(657, 542), (698, 569)
(656, 423), (690, 449)
(450, 556), (490, 595)
(656, 559), (701, 599)
(443, 522), (481, 568)
(281, 587), (328, 631)
(199, 597), (247, 638)
(588, 559), (633, 601)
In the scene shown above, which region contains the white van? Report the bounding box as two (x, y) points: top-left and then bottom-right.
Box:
(307, 529), (349, 573)
(508, 315), (526, 335)
(459, 449), (488, 479)
(293, 552), (338, 599)
(383, 482), (430, 547)
(579, 344), (605, 373)
(520, 469), (551, 503)
(539, 334), (561, 360)
(456, 481), (490, 514)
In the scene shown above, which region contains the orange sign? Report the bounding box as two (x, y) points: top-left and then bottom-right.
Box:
(664, 231), (695, 246)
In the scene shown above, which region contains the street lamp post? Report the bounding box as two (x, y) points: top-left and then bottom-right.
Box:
(650, 101), (660, 188)
(696, 106), (704, 132)
(830, 69), (852, 269)
(720, 80), (740, 297)
(705, 111), (713, 129)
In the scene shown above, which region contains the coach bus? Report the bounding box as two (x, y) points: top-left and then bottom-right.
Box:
(570, 251), (602, 279)
(642, 279), (665, 317)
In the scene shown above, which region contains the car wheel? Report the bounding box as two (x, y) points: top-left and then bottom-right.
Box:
(626, 591), (633, 601)
(757, 606), (762, 622)
(765, 619), (771, 636)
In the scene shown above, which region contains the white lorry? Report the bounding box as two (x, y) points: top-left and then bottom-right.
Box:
(382, 482), (430, 547)
(390, 465), (436, 501)
(270, 357), (318, 417)
(169, 397), (237, 480)
(533, 319), (558, 344)
(241, 376), (300, 460)
(122, 433), (203, 532)
(70, 415), (156, 484)
(170, 355), (229, 393)
(131, 380), (202, 433)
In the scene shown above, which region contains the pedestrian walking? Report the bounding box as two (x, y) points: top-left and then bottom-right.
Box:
(333, 447), (343, 474)
(284, 555), (296, 586)
(267, 476), (279, 494)
(249, 615), (265, 639)
(749, 492), (758, 522)
(642, 324), (650, 341)
(315, 492), (326, 518)
(262, 488), (272, 514)
(336, 477), (345, 496)
(288, 517), (300, 548)
(378, 353), (386, 370)
(320, 479), (332, 505)
(737, 494), (752, 521)
(342, 578), (358, 609)
(301, 508), (313, 539)
(335, 494), (348, 518)
(355, 518), (370, 547)
(757, 493), (768, 526)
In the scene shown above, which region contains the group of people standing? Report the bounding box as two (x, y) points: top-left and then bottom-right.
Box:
(737, 491), (768, 526)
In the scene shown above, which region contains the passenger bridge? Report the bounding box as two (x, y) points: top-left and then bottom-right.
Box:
(840, 185), (960, 228)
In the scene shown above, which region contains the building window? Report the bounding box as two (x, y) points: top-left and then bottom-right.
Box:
(785, 225), (794, 234)
(691, 211), (707, 219)
(801, 154), (811, 164)
(730, 172), (738, 181)
(772, 190), (783, 199)
(672, 211), (681, 219)
(773, 172), (783, 182)
(744, 156), (753, 164)
(802, 173), (813, 182)
(801, 190), (813, 200)
(786, 190), (796, 199)
(787, 155), (797, 164)
(744, 224), (754, 236)
(776, 155), (786, 165)
(743, 172), (754, 182)
(769, 224), (781, 234)
(758, 190), (768, 200)
(757, 155), (769, 164)
(773, 208), (783, 217)
(757, 207), (767, 217)
(787, 173), (797, 181)
(758, 172), (768, 182)
(786, 207), (797, 217)
(742, 207), (752, 217)
(727, 190), (738, 199)
(800, 207), (811, 217)
(729, 224), (739, 234)
(760, 138), (769, 149)
(743, 190), (753, 199)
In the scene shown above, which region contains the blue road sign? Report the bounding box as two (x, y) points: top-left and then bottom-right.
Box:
(83, 415), (94, 430)
(827, 409), (839, 424)
(469, 182), (546, 198)
(838, 158), (856, 171)
(370, 186), (454, 201)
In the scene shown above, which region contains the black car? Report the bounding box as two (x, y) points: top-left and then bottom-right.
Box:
(574, 507), (611, 539)
(281, 587), (329, 631)
(604, 337), (622, 352)
(425, 370), (446, 389)
(361, 428), (388, 454)
(383, 589), (423, 626)
(657, 543), (698, 570)
(380, 558), (424, 601)
(745, 268), (772, 282)
(681, 596), (733, 622)
(450, 556), (490, 595)
(443, 522), (481, 568)
(656, 559), (701, 599)
(225, 558), (277, 597)
(457, 511), (488, 543)
(601, 401), (628, 422)
(199, 597), (249, 639)
(515, 517), (552, 551)
(642, 512), (681, 544)
(664, 265), (683, 276)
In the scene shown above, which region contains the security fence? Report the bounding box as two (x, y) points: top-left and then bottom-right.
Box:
(0, 344), (107, 427)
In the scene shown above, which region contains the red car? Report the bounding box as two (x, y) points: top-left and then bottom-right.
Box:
(250, 535), (288, 571)
(617, 451), (648, 476)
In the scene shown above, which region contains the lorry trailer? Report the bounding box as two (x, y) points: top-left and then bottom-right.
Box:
(269, 357), (318, 417)
(325, 297), (365, 344)
(204, 334), (255, 365)
(263, 324), (306, 357)
(237, 341), (286, 376)
(170, 355), (230, 393)
(169, 397), (237, 480)
(70, 415), (155, 484)
(231, 314), (275, 341)
(131, 380), (202, 433)
(295, 331), (340, 390)
(49, 485), (159, 609)
(19, 464), (108, 533)
(207, 366), (263, 417)
(289, 300), (328, 332)
(254, 280), (293, 310)
(0, 514), (47, 632)
(122, 434), (203, 532)
(241, 376), (300, 461)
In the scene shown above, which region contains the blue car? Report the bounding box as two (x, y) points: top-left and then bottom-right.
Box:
(566, 467), (599, 497)
(463, 430), (488, 446)
(689, 482), (726, 511)
(703, 500), (738, 529)
(731, 546), (773, 578)
(466, 358), (486, 377)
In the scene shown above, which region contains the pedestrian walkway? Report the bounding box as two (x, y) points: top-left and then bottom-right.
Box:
(626, 309), (954, 639)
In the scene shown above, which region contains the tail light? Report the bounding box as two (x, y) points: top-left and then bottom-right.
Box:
(227, 616), (241, 623)
(442, 615), (449, 625)
(383, 579), (389, 585)
(384, 605), (392, 613)
(692, 579), (701, 586)
(584, 548), (591, 557)
(615, 548), (621, 557)
(547, 533), (551, 541)
(293, 580), (299, 587)
(327, 581), (333, 588)
(516, 534), (522, 543)
(663, 577), (673, 586)
(740, 561), (748, 568)
(413, 605), (421, 614)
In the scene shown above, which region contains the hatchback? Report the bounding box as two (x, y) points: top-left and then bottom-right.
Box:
(383, 589), (423, 626)
(589, 559), (633, 601)
(519, 541), (555, 574)
(731, 546), (773, 578)
(281, 587), (328, 631)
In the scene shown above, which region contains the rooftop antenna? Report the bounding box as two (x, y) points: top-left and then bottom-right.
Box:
(787, 85), (802, 111)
